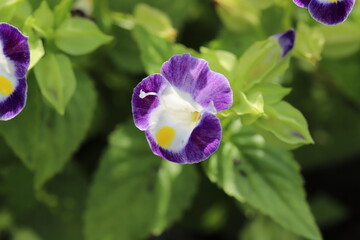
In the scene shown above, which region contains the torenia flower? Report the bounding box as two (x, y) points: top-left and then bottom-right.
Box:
(0, 23), (30, 120)
(132, 53), (233, 164)
(293, 0), (355, 25)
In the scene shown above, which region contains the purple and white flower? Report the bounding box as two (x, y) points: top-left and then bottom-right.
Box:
(132, 53), (233, 164)
(293, 0), (355, 25)
(0, 23), (30, 120)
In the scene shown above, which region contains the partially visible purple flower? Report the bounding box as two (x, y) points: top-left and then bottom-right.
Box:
(0, 23), (29, 120)
(293, 0), (355, 25)
(132, 53), (233, 164)
(273, 29), (296, 57)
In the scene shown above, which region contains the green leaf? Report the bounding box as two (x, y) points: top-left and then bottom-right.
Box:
(34, 52), (76, 115)
(32, 1), (54, 38)
(293, 23), (324, 65)
(0, 72), (96, 188)
(54, 0), (74, 27)
(215, 0), (259, 33)
(134, 3), (177, 42)
(133, 26), (195, 75)
(84, 123), (198, 240)
(240, 215), (301, 240)
(204, 122), (321, 240)
(233, 37), (287, 92)
(200, 47), (236, 81)
(23, 19), (45, 69)
(55, 18), (113, 56)
(13, 229), (42, 240)
(316, 22), (360, 59)
(0, 0), (22, 22)
(247, 83), (291, 105)
(255, 101), (314, 149)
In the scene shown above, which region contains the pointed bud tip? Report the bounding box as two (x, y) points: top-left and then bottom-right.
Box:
(273, 29), (296, 57)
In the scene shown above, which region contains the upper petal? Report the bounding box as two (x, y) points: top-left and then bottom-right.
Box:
(132, 73), (168, 131)
(293, 0), (311, 8)
(308, 0), (355, 25)
(0, 23), (30, 79)
(273, 29), (296, 57)
(161, 53), (233, 112)
(145, 113), (222, 164)
(0, 77), (27, 120)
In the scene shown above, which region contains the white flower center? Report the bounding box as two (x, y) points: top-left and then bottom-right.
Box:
(141, 84), (204, 151)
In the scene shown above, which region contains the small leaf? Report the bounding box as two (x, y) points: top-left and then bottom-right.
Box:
(134, 3), (177, 42)
(0, 73), (96, 188)
(254, 101), (314, 149)
(204, 122), (321, 240)
(247, 83), (291, 105)
(84, 123), (198, 240)
(34, 52), (76, 115)
(55, 18), (113, 56)
(32, 1), (54, 38)
(54, 0), (74, 27)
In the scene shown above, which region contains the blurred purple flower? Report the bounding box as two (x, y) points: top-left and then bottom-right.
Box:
(293, 0), (355, 25)
(132, 53), (233, 164)
(273, 29), (296, 57)
(0, 23), (29, 120)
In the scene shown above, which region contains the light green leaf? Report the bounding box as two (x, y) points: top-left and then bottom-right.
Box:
(293, 23), (324, 65)
(240, 215), (301, 240)
(84, 123), (198, 240)
(133, 26), (195, 75)
(233, 37), (286, 92)
(215, 0), (259, 32)
(0, 0), (22, 22)
(54, 0), (74, 27)
(32, 1), (54, 38)
(34, 52), (76, 115)
(55, 18), (113, 56)
(0, 73), (96, 189)
(247, 83), (291, 105)
(250, 0), (275, 10)
(134, 3), (177, 42)
(254, 101), (314, 149)
(316, 22), (360, 59)
(200, 47), (236, 81)
(204, 122), (321, 240)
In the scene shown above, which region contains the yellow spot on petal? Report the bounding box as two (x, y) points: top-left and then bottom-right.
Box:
(0, 75), (14, 96)
(191, 111), (202, 122)
(156, 126), (176, 148)
(328, 0), (338, 2)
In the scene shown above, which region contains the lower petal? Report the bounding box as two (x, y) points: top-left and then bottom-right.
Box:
(132, 73), (168, 131)
(0, 77), (27, 120)
(145, 113), (222, 164)
(308, 0), (355, 25)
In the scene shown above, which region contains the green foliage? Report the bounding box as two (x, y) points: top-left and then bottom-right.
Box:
(2, 0), (359, 239)
(204, 121), (321, 240)
(55, 18), (113, 56)
(0, 73), (96, 188)
(84, 123), (198, 240)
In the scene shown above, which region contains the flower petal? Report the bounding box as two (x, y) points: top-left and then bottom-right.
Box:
(0, 77), (26, 120)
(132, 73), (168, 131)
(161, 53), (232, 112)
(0, 23), (30, 78)
(293, 0), (311, 8)
(273, 29), (296, 57)
(145, 113), (221, 164)
(308, 0), (355, 25)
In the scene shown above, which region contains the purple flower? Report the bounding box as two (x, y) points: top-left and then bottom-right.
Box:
(132, 53), (233, 164)
(0, 23), (30, 120)
(293, 0), (355, 25)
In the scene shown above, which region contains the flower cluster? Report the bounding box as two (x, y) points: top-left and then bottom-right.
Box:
(293, 0), (355, 25)
(0, 23), (29, 120)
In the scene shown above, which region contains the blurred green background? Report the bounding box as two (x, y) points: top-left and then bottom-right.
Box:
(1, 0), (360, 240)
